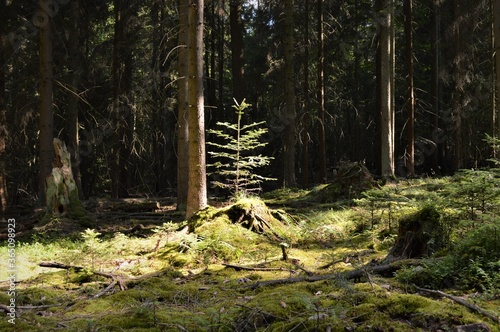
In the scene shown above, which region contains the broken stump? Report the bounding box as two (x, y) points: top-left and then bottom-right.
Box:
(45, 138), (92, 226)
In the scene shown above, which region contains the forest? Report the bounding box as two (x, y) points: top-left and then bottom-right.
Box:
(0, 0), (500, 331)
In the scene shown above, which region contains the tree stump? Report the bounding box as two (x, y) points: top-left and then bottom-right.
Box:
(388, 205), (445, 259)
(45, 138), (91, 225)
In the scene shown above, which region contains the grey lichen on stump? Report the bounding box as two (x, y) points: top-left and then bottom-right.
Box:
(45, 138), (92, 226)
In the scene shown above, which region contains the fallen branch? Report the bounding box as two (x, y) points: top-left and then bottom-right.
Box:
(39, 261), (127, 293)
(222, 263), (294, 272)
(248, 259), (424, 289)
(414, 285), (500, 325)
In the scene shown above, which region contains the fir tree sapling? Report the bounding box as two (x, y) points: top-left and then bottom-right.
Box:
(207, 99), (275, 196)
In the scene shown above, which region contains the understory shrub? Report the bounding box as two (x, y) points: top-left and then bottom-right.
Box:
(396, 219), (500, 292)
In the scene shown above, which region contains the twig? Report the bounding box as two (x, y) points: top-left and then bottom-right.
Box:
(93, 280), (117, 298)
(414, 285), (500, 325)
(222, 263), (293, 272)
(39, 261), (128, 294)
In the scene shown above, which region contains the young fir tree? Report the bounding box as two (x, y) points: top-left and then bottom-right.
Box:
(208, 99), (275, 196)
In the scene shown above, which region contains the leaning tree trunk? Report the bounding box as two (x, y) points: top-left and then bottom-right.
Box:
(45, 138), (91, 226)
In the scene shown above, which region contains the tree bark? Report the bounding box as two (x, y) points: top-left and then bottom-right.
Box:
(379, 0), (395, 178)
(45, 139), (90, 226)
(67, 0), (83, 199)
(301, 0), (310, 188)
(177, 0), (189, 211)
(0, 0), (8, 214)
(317, 0), (327, 184)
(431, 0), (442, 173)
(230, 0), (246, 103)
(283, 0), (296, 188)
(405, 0), (415, 176)
(111, 0), (135, 198)
(493, 0), (500, 155)
(186, 0), (207, 218)
(37, 0), (55, 206)
(452, 0), (464, 170)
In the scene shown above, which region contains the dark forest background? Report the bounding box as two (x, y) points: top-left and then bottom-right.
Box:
(0, 0), (497, 210)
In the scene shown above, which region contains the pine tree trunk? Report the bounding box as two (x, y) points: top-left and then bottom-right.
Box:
(177, 0), (189, 211)
(405, 0), (415, 176)
(379, 0), (395, 178)
(38, 1), (55, 206)
(452, 0), (464, 170)
(317, 0), (327, 183)
(67, 0), (83, 198)
(230, 0), (246, 103)
(186, 0), (207, 219)
(431, 0), (442, 172)
(111, 0), (135, 198)
(0, 1), (7, 214)
(282, 0), (296, 188)
(493, 0), (500, 154)
(301, 0), (310, 188)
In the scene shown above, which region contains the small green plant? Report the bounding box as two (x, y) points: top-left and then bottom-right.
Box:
(81, 229), (106, 269)
(208, 99), (275, 196)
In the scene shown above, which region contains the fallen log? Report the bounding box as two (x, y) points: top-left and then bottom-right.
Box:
(414, 285), (500, 325)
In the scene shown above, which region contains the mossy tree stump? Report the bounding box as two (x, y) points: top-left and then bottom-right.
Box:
(45, 138), (91, 225)
(388, 205), (445, 259)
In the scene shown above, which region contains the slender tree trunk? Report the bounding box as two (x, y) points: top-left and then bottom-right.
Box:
(431, 0), (441, 172)
(67, 0), (83, 198)
(230, 0), (246, 103)
(317, 0), (327, 183)
(111, 0), (135, 198)
(493, 0), (500, 155)
(0, 0), (8, 214)
(283, 0), (296, 187)
(405, 0), (415, 176)
(186, 0), (207, 218)
(37, 1), (55, 206)
(208, 1), (217, 109)
(218, 0), (225, 111)
(379, 0), (395, 178)
(177, 0), (189, 211)
(301, 0), (310, 188)
(452, 0), (464, 170)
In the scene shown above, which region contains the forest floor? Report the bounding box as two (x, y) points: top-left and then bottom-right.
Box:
(1, 175), (500, 331)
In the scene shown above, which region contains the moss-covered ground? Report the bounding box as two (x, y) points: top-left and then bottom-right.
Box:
(1, 176), (499, 331)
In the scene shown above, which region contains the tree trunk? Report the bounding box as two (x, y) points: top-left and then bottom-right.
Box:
(493, 0), (500, 155)
(301, 0), (310, 188)
(177, 0), (189, 211)
(0, 3), (7, 214)
(37, 0), (55, 206)
(230, 0), (246, 103)
(67, 0), (83, 199)
(452, 0), (464, 170)
(431, 0), (442, 173)
(317, 0), (327, 184)
(283, 0), (296, 188)
(186, 0), (207, 219)
(405, 0), (415, 176)
(217, 0), (225, 112)
(111, 0), (135, 198)
(379, 0), (395, 178)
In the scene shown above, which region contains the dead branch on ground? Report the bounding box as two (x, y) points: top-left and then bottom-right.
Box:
(414, 285), (500, 325)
